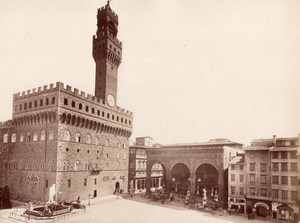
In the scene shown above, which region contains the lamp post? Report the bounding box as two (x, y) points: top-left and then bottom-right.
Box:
(197, 178), (201, 195)
(172, 177), (177, 193)
(88, 194), (91, 206)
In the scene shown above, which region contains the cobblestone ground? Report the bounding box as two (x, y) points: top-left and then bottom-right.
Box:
(0, 195), (277, 223)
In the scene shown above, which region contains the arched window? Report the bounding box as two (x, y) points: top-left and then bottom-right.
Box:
(3, 134), (8, 143)
(18, 160), (22, 169)
(105, 139), (109, 147)
(40, 99), (43, 106)
(122, 143), (126, 149)
(48, 130), (54, 140)
(46, 98), (49, 105)
(48, 163), (52, 171)
(85, 163), (90, 170)
(67, 179), (71, 188)
(63, 130), (71, 141)
(26, 133), (31, 142)
(107, 113), (110, 119)
(33, 132), (38, 141)
(75, 133), (81, 143)
(63, 161), (69, 171)
(20, 133), (24, 142)
(79, 103), (82, 110)
(86, 135), (91, 144)
(92, 108), (95, 114)
(85, 106), (89, 112)
(52, 97), (55, 104)
(84, 178), (87, 186)
(71, 101), (76, 108)
(96, 137), (100, 146)
(40, 130), (45, 141)
(74, 161), (80, 171)
(19, 104), (22, 111)
(64, 98), (68, 106)
(97, 110), (100, 116)
(29, 102), (32, 109)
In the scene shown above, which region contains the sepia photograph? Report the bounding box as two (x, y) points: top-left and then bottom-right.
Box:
(0, 0), (299, 222)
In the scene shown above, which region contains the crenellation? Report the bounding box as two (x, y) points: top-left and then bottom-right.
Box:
(74, 88), (79, 95)
(80, 91), (86, 97)
(56, 81), (64, 89)
(14, 83), (60, 101)
(13, 92), (20, 100)
(66, 85), (72, 92)
(87, 94), (92, 100)
(0, 120), (13, 126)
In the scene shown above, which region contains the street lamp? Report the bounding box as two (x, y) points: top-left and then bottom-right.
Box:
(88, 194), (91, 206)
(172, 177), (177, 193)
(197, 178), (201, 195)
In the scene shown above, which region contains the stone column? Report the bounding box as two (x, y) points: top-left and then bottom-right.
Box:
(190, 178), (195, 195)
(145, 164), (152, 194)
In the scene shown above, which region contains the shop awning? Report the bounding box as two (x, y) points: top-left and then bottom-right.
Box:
(277, 204), (293, 211)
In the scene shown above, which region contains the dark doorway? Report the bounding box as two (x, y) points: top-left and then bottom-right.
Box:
(256, 206), (267, 217)
(115, 182), (120, 191)
(171, 163), (191, 194)
(94, 190), (97, 198)
(195, 163), (218, 199)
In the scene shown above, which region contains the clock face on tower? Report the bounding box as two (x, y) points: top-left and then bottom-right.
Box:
(107, 94), (115, 107)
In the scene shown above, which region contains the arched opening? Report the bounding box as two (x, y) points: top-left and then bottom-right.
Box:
(195, 163), (219, 201)
(150, 163), (166, 192)
(171, 163), (191, 194)
(115, 182), (120, 192)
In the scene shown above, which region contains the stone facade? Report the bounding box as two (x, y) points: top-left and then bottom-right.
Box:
(244, 135), (300, 222)
(0, 1), (133, 203)
(228, 153), (246, 213)
(128, 137), (163, 193)
(146, 138), (243, 208)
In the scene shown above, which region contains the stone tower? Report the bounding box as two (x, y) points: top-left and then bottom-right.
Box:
(93, 1), (122, 108)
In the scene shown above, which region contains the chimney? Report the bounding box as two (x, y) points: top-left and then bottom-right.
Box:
(273, 135), (276, 145)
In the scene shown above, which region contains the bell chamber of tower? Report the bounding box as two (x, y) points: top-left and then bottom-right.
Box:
(93, 1), (122, 107)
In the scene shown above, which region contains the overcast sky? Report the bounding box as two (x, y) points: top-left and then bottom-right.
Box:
(0, 0), (299, 145)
